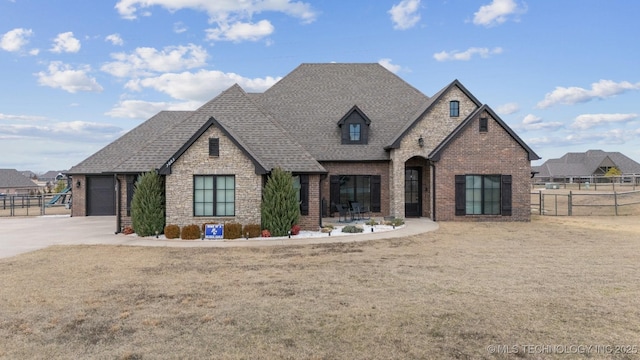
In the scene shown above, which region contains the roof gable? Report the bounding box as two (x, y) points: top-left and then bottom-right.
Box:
(429, 104), (541, 161)
(386, 79), (483, 149)
(159, 84), (325, 175)
(537, 150), (640, 176)
(337, 105), (372, 126)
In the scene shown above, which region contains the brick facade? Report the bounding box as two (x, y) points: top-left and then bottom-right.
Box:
(434, 110), (532, 221)
(70, 175), (86, 217)
(320, 161), (390, 218)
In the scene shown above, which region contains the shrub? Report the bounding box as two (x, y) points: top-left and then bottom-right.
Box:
(261, 167), (299, 237)
(224, 222), (243, 239)
(131, 171), (165, 237)
(122, 226), (134, 235)
(181, 224), (201, 240)
(291, 224), (301, 235)
(365, 218), (378, 226)
(342, 225), (364, 233)
(321, 227), (333, 233)
(164, 224), (180, 239)
(243, 224), (261, 239)
(261, 229), (271, 237)
(390, 218), (405, 227)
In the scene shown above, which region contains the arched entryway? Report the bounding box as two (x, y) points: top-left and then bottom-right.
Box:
(404, 156), (431, 218)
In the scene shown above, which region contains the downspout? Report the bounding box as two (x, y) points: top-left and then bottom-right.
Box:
(430, 162), (436, 221)
(319, 174), (327, 228)
(115, 174), (121, 234)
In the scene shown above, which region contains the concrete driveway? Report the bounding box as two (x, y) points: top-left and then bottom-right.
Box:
(0, 215), (438, 259)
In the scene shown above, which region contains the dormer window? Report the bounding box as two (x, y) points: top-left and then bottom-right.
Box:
(349, 124), (361, 141)
(338, 105), (371, 145)
(450, 101), (460, 117)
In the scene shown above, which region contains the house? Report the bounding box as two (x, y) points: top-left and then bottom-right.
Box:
(0, 169), (40, 195)
(67, 63), (540, 233)
(533, 150), (640, 183)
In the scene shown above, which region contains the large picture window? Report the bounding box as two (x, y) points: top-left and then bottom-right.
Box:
(455, 174), (512, 216)
(330, 175), (381, 213)
(194, 175), (235, 216)
(465, 175), (500, 215)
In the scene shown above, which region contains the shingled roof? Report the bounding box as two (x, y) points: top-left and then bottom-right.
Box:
(534, 150), (640, 177)
(159, 84), (325, 174)
(0, 169), (39, 189)
(255, 63), (429, 161)
(67, 111), (193, 174)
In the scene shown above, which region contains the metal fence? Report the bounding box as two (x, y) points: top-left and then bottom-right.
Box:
(531, 190), (640, 216)
(0, 192), (72, 217)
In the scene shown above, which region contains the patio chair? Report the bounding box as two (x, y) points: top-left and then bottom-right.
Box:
(349, 201), (370, 220)
(334, 203), (352, 222)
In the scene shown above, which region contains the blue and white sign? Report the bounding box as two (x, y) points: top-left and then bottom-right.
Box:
(204, 224), (224, 240)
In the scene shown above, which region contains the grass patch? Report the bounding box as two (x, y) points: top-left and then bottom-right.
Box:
(1, 216), (640, 358)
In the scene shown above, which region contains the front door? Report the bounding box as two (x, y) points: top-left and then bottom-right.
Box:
(405, 167), (421, 217)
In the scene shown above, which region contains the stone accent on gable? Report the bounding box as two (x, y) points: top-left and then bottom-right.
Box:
(434, 110), (532, 221)
(165, 125), (263, 228)
(389, 86), (479, 218)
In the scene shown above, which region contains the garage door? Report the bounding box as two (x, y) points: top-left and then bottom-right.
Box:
(87, 176), (115, 216)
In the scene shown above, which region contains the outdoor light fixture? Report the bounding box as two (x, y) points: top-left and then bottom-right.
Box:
(418, 135), (424, 147)
(76, 180), (81, 188)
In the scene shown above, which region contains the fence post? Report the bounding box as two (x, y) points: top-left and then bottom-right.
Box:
(554, 194), (558, 216)
(568, 191), (572, 216)
(539, 191), (542, 215)
(41, 193), (45, 215)
(614, 191), (618, 216)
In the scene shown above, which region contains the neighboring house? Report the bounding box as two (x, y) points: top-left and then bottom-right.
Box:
(67, 63), (540, 233)
(0, 169), (40, 195)
(39, 170), (67, 183)
(533, 150), (640, 183)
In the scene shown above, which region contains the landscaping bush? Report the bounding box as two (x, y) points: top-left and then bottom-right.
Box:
(261, 229), (271, 237)
(365, 218), (379, 226)
(181, 224), (201, 240)
(243, 224), (261, 239)
(342, 225), (364, 233)
(224, 222), (243, 239)
(261, 167), (299, 237)
(131, 171), (165, 237)
(122, 226), (134, 235)
(164, 224), (180, 239)
(291, 224), (301, 235)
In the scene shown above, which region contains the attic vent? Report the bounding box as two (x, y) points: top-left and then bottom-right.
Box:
(479, 117), (488, 132)
(209, 138), (219, 156)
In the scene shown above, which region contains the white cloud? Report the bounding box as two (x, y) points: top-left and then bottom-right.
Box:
(1, 28), (33, 52)
(206, 20), (274, 42)
(433, 47), (502, 62)
(537, 80), (640, 108)
(173, 22), (187, 34)
(36, 62), (103, 93)
(378, 58), (406, 73)
(520, 114), (563, 131)
(388, 0), (421, 30)
(0, 113), (47, 121)
(101, 44), (208, 78)
(0, 121), (122, 142)
(124, 70), (281, 102)
(571, 113), (638, 130)
(114, 0), (317, 23)
(105, 33), (124, 46)
(473, 0), (524, 27)
(495, 102), (519, 115)
(50, 32), (81, 53)
(105, 99), (199, 119)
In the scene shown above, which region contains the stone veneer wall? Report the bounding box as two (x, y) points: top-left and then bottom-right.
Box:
(165, 125), (263, 227)
(389, 86), (478, 219)
(319, 161), (390, 218)
(434, 110), (532, 221)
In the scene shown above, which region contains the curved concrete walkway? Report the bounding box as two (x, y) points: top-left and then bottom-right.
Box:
(0, 216), (438, 259)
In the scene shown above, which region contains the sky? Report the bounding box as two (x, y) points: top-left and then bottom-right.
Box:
(1, 0), (639, 173)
